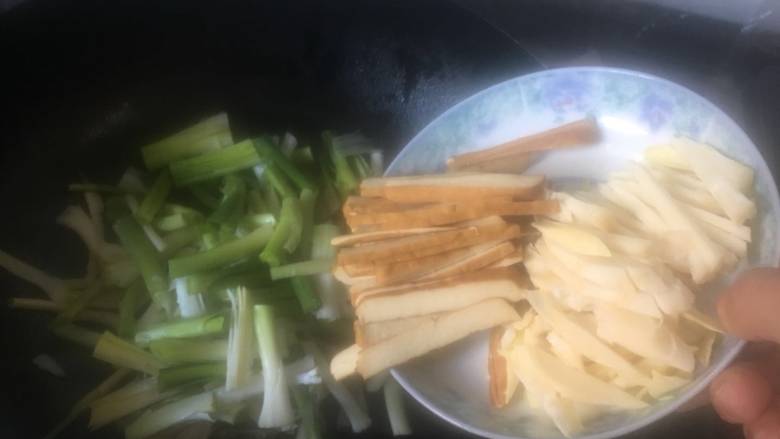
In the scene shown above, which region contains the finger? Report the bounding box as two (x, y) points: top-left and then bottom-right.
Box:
(718, 268), (780, 343)
(710, 363), (773, 424)
(744, 399), (780, 439)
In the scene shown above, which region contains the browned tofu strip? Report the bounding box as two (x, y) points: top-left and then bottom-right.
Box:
(489, 326), (512, 408)
(332, 266), (377, 289)
(356, 298), (521, 378)
(331, 226), (456, 247)
(417, 241), (516, 282)
(342, 262), (376, 277)
(375, 240), (515, 286)
(342, 196), (428, 216)
(337, 216), (511, 265)
(346, 200), (557, 231)
(353, 268), (529, 322)
(351, 266), (528, 304)
(449, 151), (534, 173)
(487, 250), (525, 268)
(360, 173), (545, 203)
(447, 118), (599, 170)
(355, 313), (445, 347)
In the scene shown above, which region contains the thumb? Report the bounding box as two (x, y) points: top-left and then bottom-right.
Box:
(718, 268), (780, 344)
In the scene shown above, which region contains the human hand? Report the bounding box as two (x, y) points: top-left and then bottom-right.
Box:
(710, 268), (780, 438)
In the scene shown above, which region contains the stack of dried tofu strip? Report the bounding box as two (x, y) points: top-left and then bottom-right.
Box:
(489, 138), (754, 437)
(330, 173), (559, 379)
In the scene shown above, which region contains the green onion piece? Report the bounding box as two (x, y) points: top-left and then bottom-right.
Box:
(350, 155), (372, 181)
(136, 171), (172, 224)
(384, 378), (412, 436)
(294, 188), (317, 259)
(94, 331), (165, 375)
(264, 163), (297, 199)
(158, 362), (227, 391)
(51, 324), (101, 348)
(247, 189), (269, 214)
(284, 198), (304, 255)
(270, 259), (332, 280)
(201, 229), (220, 250)
(366, 370), (389, 392)
(242, 213), (276, 229)
(104, 257), (140, 288)
(292, 385), (322, 439)
(209, 272), (270, 294)
(304, 341), (371, 432)
(118, 281), (147, 338)
(124, 391), (215, 439)
(189, 258), (269, 294)
(184, 271), (220, 293)
(259, 197), (301, 266)
(154, 213), (189, 232)
(254, 304), (295, 428)
(0, 249), (69, 304)
(149, 338), (229, 364)
(160, 224), (203, 260)
(254, 137), (316, 191)
(290, 146), (314, 166)
(260, 173), (282, 216)
(141, 113), (232, 170)
(134, 313), (225, 345)
(226, 287), (255, 391)
(210, 175), (247, 225)
(311, 224), (340, 260)
(44, 368), (131, 439)
(114, 216), (174, 316)
(174, 278), (207, 318)
(290, 277), (321, 314)
(169, 224), (273, 278)
(170, 139), (260, 186)
(323, 131), (358, 199)
(190, 184), (221, 209)
(53, 283), (102, 325)
(89, 377), (167, 429)
(162, 203), (203, 216)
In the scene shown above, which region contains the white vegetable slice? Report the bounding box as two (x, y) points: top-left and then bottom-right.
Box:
(625, 265), (694, 316)
(682, 309), (724, 334)
(696, 332), (718, 367)
(601, 182), (667, 235)
(630, 165), (725, 284)
(544, 240), (638, 294)
(644, 145), (690, 171)
(673, 138), (756, 223)
(693, 219), (746, 258)
(531, 243), (661, 317)
(646, 371), (689, 399)
(511, 345), (648, 409)
(594, 304), (695, 373)
(648, 166), (724, 214)
(543, 394), (584, 438)
(546, 332), (585, 370)
(686, 204), (751, 242)
(672, 138), (754, 194)
(527, 290), (648, 383)
(548, 192), (618, 232)
(534, 220), (611, 257)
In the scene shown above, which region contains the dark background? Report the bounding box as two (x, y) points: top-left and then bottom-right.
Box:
(1, 0), (778, 438)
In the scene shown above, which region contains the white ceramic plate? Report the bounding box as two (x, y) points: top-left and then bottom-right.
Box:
(386, 67), (780, 439)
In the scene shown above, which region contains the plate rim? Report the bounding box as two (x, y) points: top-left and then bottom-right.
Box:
(388, 65), (780, 439)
